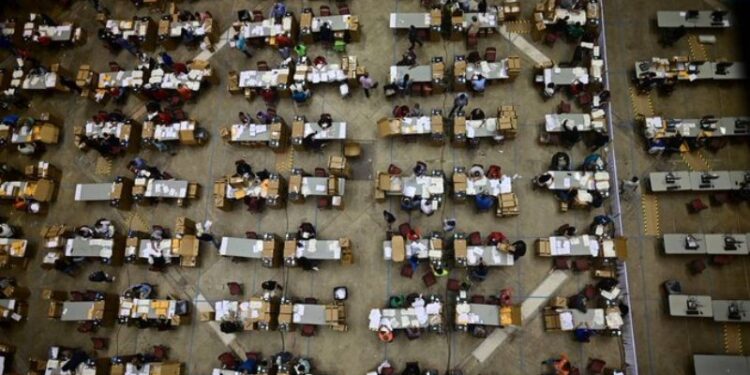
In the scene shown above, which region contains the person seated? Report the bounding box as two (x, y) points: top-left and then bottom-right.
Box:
(396, 50), (416, 66)
(420, 197), (435, 216)
(393, 105), (410, 118)
(409, 103), (423, 117)
(413, 161), (427, 176)
(469, 164), (484, 179)
(470, 259), (489, 281)
(470, 74), (487, 92)
(77, 225), (95, 238)
(235, 159), (254, 179)
(298, 222), (316, 239)
(94, 218), (113, 238)
(508, 240), (526, 260)
(318, 113), (333, 129)
(470, 108), (485, 120)
(238, 112), (251, 125)
(474, 194), (494, 211)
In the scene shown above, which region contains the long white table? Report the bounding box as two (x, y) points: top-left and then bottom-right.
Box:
(644, 116), (750, 139)
(382, 238), (432, 260)
(137, 179), (188, 198)
(663, 233), (749, 255)
(668, 294), (713, 317)
(368, 301), (443, 330)
(290, 239), (341, 260)
(65, 237), (115, 259)
(239, 16), (294, 39)
(694, 355), (750, 375)
(382, 174), (444, 198)
(389, 13), (431, 29)
(75, 183), (115, 201)
(60, 301), (103, 321)
(300, 176), (345, 197)
(389, 65), (432, 83)
(465, 175), (512, 196)
(456, 302), (500, 326)
(712, 300), (750, 323)
(463, 245), (514, 266)
(545, 114), (601, 132)
(657, 11), (731, 28)
(649, 171), (749, 192)
(292, 303), (326, 325)
(546, 171), (610, 192)
(238, 69), (290, 88)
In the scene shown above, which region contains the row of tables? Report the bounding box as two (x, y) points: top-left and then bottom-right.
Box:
(668, 295), (750, 322)
(643, 116), (749, 140)
(648, 170), (750, 192)
(662, 233), (749, 255)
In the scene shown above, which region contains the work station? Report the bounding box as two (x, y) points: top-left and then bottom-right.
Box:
(0, 237), (28, 269)
(452, 231), (522, 267)
(291, 114), (347, 149)
(218, 233), (281, 267)
(533, 153), (611, 210)
(131, 170), (200, 206)
(222, 117), (288, 150)
(117, 289), (189, 328)
(368, 294), (444, 341)
(0, 160), (57, 213)
(298, 7), (361, 45)
(213, 171), (285, 212)
(0, 113), (60, 153)
(156, 5), (215, 48)
(374, 162), (445, 213)
(662, 233), (749, 255)
(45, 289), (108, 328)
(452, 164), (518, 216)
(383, 224), (444, 269)
(74, 177), (132, 208)
(124, 217), (200, 268)
(39, 219), (119, 266)
(648, 170), (750, 193)
(452, 106), (518, 146)
(454, 289), (521, 335)
(213, 295), (279, 332)
(0, 280), (27, 323)
(377, 109), (445, 143)
(665, 285), (750, 324)
(287, 167), (346, 208)
(231, 10), (297, 48)
(22, 13), (83, 45)
(283, 231), (353, 267)
(278, 297), (348, 333)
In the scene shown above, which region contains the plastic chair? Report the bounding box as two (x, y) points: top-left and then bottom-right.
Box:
(245, 231), (258, 239)
(587, 358), (606, 374)
(487, 165), (501, 179)
(252, 10), (264, 22)
(398, 223), (412, 238)
(687, 198), (708, 213)
(152, 345), (168, 361)
(333, 40), (346, 53)
(553, 257), (570, 270)
(338, 4), (350, 15)
(421, 83), (433, 96)
(712, 255), (733, 266)
(317, 197), (331, 209)
(218, 352), (237, 369)
(256, 61), (270, 71)
(573, 259), (591, 272)
(227, 282), (243, 296)
(77, 321), (95, 333)
(301, 324), (316, 337)
(557, 101), (571, 114)
(484, 47), (496, 62)
(468, 231), (482, 246)
(314, 168), (328, 177)
(688, 259), (706, 275)
(91, 337), (108, 350)
(304, 297), (318, 304)
(471, 295), (485, 304)
(447, 278), (461, 292)
(422, 272), (437, 287)
(245, 352), (260, 361)
(400, 263), (414, 278)
(320, 5), (331, 16)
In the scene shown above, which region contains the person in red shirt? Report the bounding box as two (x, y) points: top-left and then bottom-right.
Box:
(173, 62), (188, 74)
(35, 32), (52, 46)
(157, 111), (172, 124)
(176, 84), (192, 102)
(275, 33), (293, 48)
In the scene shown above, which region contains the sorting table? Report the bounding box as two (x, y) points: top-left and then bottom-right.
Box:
(65, 237), (115, 259)
(389, 65), (433, 83)
(60, 301), (105, 321)
(389, 13), (431, 29)
(455, 302), (500, 326)
(668, 294), (713, 317)
(657, 11), (731, 28)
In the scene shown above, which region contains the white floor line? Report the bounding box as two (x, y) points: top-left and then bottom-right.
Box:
(459, 270), (570, 372)
(499, 25), (553, 66)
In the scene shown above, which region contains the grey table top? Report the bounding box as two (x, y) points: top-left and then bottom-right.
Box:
(644, 116), (750, 139)
(547, 235), (599, 257)
(462, 12), (498, 28)
(142, 179), (189, 198)
(657, 11), (731, 28)
(382, 238), (432, 260)
(20, 72), (57, 90)
(693, 354), (750, 375)
(60, 301), (97, 321)
(292, 239), (341, 260)
(713, 62), (746, 80)
(301, 122), (346, 140)
(240, 16), (294, 38)
(84, 121), (128, 140)
(465, 60), (508, 80)
(311, 15), (352, 32)
(389, 65), (432, 83)
(238, 69), (289, 88)
(544, 67), (589, 86)
(688, 171), (733, 191)
(464, 118), (499, 138)
(455, 302), (500, 326)
(65, 236), (114, 258)
(546, 171), (610, 192)
(230, 123), (272, 142)
(28, 24), (74, 42)
(648, 171), (692, 192)
(372, 304), (442, 329)
(712, 300), (750, 323)
(545, 114), (593, 132)
(668, 294), (713, 317)
(0, 299), (15, 309)
(300, 176), (345, 197)
(219, 237), (264, 258)
(292, 303), (326, 325)
(389, 13), (431, 29)
(136, 239), (178, 259)
(704, 234), (749, 255)
(731, 171), (750, 190)
(464, 245), (514, 266)
(75, 183), (113, 201)
(663, 233), (707, 254)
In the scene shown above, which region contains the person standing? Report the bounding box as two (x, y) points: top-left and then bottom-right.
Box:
(619, 176), (640, 200)
(408, 26), (423, 49)
(449, 93), (469, 118)
(359, 73), (377, 98)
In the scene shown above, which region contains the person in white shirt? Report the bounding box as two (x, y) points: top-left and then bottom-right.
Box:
(420, 197), (435, 216)
(0, 223), (15, 238)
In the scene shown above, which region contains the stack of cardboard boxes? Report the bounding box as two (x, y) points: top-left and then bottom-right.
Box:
(496, 191), (519, 217)
(498, 105), (518, 139)
(507, 56), (521, 78)
(339, 237), (354, 265)
(76, 65), (94, 97)
(328, 156), (350, 178)
(453, 173), (467, 198)
(174, 217), (198, 267)
(500, 0), (521, 21)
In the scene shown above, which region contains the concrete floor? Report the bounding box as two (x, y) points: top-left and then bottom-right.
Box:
(0, 0), (748, 374)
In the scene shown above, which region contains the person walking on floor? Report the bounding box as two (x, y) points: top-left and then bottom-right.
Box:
(88, 270), (115, 283)
(449, 93), (469, 118)
(408, 25), (423, 49)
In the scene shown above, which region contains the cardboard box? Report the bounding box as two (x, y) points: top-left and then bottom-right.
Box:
(175, 217), (195, 234)
(430, 9), (442, 26)
(31, 179), (54, 202)
(432, 61), (445, 79)
(391, 235), (405, 262)
(453, 173), (467, 192)
(377, 117), (401, 137)
(142, 121), (155, 139)
(292, 120), (304, 139)
(431, 115), (443, 134)
(283, 240), (296, 258)
(177, 235), (199, 257)
(453, 116), (466, 135)
(536, 238), (551, 256)
(550, 296), (568, 308)
(454, 60), (467, 77)
(454, 239), (467, 258)
(327, 177), (338, 195)
(300, 12), (313, 28)
(339, 237), (351, 249)
(288, 175), (302, 194)
(48, 301), (63, 318)
(377, 172), (392, 192)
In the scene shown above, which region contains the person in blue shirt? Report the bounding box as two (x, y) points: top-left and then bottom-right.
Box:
(471, 74), (487, 92)
(291, 85), (311, 103)
(2, 114), (19, 125)
(270, 2), (287, 22)
(474, 194), (494, 211)
(160, 52), (174, 68)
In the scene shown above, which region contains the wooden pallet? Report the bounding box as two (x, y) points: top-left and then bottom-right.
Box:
(95, 156), (112, 176)
(724, 323), (743, 354)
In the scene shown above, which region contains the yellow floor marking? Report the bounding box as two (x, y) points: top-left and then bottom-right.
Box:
(641, 194), (661, 236)
(724, 323), (743, 354)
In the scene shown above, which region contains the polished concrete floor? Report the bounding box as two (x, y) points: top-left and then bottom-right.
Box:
(0, 0), (749, 374)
